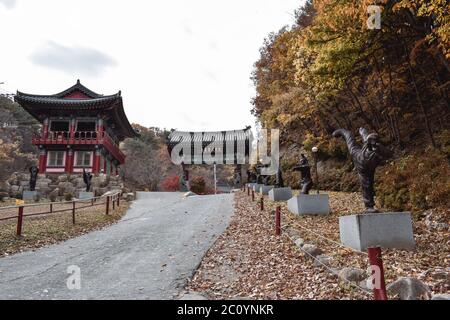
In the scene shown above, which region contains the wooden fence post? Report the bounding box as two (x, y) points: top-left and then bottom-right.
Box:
(16, 206), (24, 236)
(72, 202), (76, 225)
(106, 196), (110, 215)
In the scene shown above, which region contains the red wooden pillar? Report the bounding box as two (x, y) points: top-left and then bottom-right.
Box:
(65, 149), (73, 173)
(92, 149), (101, 174)
(38, 148), (47, 173)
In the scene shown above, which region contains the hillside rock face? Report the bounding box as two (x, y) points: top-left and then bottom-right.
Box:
(2, 172), (125, 200)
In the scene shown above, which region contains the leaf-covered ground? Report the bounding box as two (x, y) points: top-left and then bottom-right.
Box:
(187, 190), (449, 299)
(0, 200), (129, 257)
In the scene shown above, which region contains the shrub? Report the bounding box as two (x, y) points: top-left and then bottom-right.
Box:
(376, 149), (450, 212)
(64, 193), (73, 201)
(161, 175), (180, 191)
(190, 176), (206, 194)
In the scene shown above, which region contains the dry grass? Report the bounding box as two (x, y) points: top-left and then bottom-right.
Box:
(0, 200), (130, 257)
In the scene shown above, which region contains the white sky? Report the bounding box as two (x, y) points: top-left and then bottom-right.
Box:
(0, 0), (302, 132)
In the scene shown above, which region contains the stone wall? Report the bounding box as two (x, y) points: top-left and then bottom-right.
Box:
(2, 172), (125, 200)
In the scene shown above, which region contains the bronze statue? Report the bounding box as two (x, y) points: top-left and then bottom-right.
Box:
(83, 168), (93, 192)
(234, 165), (242, 186)
(333, 127), (392, 213)
(275, 167), (284, 188)
(246, 168), (257, 183)
(293, 154), (313, 194)
(29, 166), (39, 191)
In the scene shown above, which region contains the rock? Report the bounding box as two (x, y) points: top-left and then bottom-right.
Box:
(286, 227), (302, 240)
(125, 193), (134, 201)
(183, 191), (197, 198)
(431, 294), (450, 300)
(313, 255), (333, 267)
(387, 277), (431, 300)
(58, 182), (75, 195)
(338, 267), (367, 283)
(0, 192), (9, 201)
(294, 238), (304, 248)
(57, 175), (68, 182)
(301, 244), (323, 257)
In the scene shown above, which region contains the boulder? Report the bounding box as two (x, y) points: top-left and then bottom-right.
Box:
(387, 277), (431, 300)
(313, 255), (333, 267)
(294, 238), (305, 248)
(57, 175), (69, 183)
(125, 193), (135, 201)
(338, 267), (367, 283)
(58, 182), (75, 195)
(301, 244), (323, 257)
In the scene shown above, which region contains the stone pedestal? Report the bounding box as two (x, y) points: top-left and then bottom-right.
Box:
(253, 184), (263, 193)
(259, 185), (274, 195)
(78, 191), (94, 199)
(287, 194), (330, 215)
(22, 190), (37, 200)
(269, 187), (292, 201)
(339, 212), (415, 252)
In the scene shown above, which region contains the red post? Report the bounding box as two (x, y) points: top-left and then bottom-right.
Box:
(117, 194), (120, 207)
(50, 203), (53, 213)
(367, 247), (388, 300)
(106, 196), (110, 215)
(16, 206), (24, 236)
(112, 195), (116, 210)
(275, 206), (281, 236)
(72, 202), (76, 225)
(260, 197), (264, 211)
(247, 187), (250, 196)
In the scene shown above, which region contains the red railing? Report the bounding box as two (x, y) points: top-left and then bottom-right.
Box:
(32, 131), (125, 163)
(0, 191), (122, 236)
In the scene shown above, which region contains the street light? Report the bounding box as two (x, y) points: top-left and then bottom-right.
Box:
(312, 146), (319, 194)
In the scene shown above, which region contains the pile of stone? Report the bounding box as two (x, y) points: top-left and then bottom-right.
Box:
(1, 172), (125, 200)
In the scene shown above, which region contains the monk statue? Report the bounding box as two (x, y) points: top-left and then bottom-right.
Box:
(83, 168), (93, 192)
(293, 154), (313, 194)
(332, 127), (392, 213)
(29, 166), (39, 192)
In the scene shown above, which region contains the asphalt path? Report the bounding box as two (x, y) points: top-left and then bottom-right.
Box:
(0, 192), (234, 299)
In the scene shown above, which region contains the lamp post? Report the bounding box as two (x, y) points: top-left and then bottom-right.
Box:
(312, 146), (319, 194)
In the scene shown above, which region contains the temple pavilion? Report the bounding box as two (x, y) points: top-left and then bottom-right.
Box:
(14, 80), (137, 175)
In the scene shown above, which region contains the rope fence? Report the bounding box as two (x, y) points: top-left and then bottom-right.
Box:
(241, 185), (379, 299)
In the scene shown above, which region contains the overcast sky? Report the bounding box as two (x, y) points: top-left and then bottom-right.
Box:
(0, 0), (302, 131)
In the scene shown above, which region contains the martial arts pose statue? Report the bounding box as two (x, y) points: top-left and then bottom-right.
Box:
(275, 167), (284, 188)
(332, 127), (392, 213)
(29, 166), (39, 192)
(246, 168), (257, 184)
(293, 154), (313, 194)
(83, 168), (93, 192)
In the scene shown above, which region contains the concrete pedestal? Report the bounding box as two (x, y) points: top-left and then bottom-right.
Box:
(339, 212), (415, 252)
(22, 190), (37, 200)
(78, 191), (94, 199)
(287, 194), (330, 215)
(253, 184), (263, 193)
(260, 185), (274, 195)
(269, 187), (292, 201)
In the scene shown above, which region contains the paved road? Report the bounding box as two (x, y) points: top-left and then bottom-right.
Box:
(0, 192), (234, 299)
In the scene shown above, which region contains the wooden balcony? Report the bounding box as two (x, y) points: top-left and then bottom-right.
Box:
(32, 131), (126, 164)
